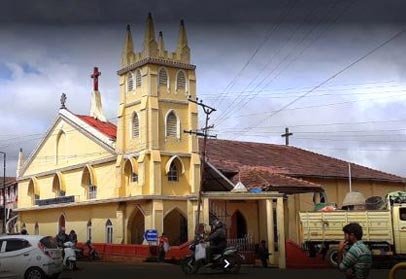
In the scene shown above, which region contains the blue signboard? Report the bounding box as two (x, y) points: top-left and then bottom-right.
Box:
(144, 229), (158, 242)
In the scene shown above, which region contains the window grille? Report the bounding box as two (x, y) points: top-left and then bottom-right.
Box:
(168, 162), (178, 181)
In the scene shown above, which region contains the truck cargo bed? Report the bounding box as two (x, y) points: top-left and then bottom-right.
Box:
(299, 211), (393, 244)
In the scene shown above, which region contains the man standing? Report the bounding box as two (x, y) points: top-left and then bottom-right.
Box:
(338, 223), (372, 279)
(158, 233), (169, 262)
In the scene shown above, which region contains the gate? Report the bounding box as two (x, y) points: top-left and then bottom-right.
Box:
(227, 234), (256, 264)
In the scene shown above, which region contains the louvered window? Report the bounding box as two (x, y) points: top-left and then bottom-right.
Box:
(132, 113), (139, 138)
(136, 70), (142, 87)
(166, 112), (177, 137)
(128, 73), (134, 91)
(177, 71), (186, 90)
(158, 68), (168, 87)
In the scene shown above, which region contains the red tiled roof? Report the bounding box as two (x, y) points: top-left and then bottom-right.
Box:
(204, 138), (405, 183)
(232, 166), (323, 193)
(76, 115), (117, 140)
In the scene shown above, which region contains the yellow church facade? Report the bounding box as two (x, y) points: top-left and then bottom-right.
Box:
(16, 15), (288, 265)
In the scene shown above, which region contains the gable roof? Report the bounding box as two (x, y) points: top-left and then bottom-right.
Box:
(20, 110), (116, 177)
(204, 138), (405, 184)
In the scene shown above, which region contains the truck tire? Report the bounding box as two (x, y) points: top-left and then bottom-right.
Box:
(327, 248), (339, 267)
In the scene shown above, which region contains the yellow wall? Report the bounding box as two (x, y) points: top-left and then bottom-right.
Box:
(24, 119), (112, 177)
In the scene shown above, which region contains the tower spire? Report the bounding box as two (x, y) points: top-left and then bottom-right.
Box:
(158, 31), (166, 56)
(16, 148), (24, 178)
(121, 24), (136, 67)
(176, 19), (190, 63)
(143, 13), (158, 57)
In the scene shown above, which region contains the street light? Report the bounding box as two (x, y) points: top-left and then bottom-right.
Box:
(0, 152), (6, 234)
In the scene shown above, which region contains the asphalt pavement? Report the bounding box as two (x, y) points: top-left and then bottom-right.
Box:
(60, 261), (405, 279)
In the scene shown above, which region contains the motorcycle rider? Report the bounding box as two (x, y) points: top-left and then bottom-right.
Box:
(206, 219), (227, 262)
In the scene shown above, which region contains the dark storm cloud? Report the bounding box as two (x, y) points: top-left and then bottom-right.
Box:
(1, 0), (406, 24)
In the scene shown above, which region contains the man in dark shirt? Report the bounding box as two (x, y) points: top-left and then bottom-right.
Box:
(206, 219), (227, 262)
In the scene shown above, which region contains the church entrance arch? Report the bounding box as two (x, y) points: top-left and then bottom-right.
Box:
(230, 210), (247, 239)
(163, 208), (187, 246)
(127, 207), (145, 244)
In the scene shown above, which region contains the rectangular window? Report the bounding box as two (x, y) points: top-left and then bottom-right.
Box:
(131, 172), (138, 183)
(106, 227), (113, 244)
(5, 239), (31, 252)
(87, 226), (92, 242)
(88, 186), (97, 200)
(400, 207), (406, 221)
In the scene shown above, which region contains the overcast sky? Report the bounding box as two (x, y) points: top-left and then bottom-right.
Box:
(1, 0), (406, 177)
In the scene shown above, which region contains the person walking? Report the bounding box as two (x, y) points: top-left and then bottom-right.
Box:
(158, 233), (169, 262)
(338, 223), (372, 279)
(257, 240), (270, 268)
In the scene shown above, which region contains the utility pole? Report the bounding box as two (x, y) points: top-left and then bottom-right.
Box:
(0, 151), (6, 234)
(184, 97), (216, 233)
(281, 127), (293, 146)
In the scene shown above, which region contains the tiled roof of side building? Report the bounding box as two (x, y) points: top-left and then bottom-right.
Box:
(0, 177), (17, 188)
(232, 166), (324, 193)
(73, 119), (404, 184)
(76, 115), (117, 140)
(204, 138), (405, 183)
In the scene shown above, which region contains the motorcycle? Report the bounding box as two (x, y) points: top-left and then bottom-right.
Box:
(63, 241), (77, 270)
(181, 240), (244, 274)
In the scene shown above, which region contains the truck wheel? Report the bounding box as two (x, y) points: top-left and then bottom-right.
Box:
(327, 248), (339, 267)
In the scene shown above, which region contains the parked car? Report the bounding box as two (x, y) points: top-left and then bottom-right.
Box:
(0, 235), (63, 279)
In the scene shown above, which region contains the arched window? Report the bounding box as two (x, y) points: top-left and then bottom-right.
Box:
(176, 70), (186, 90)
(87, 220), (92, 241)
(106, 219), (113, 244)
(158, 68), (168, 88)
(56, 130), (66, 164)
(82, 166), (97, 200)
(135, 70), (142, 88)
(127, 73), (134, 92)
(168, 161), (179, 182)
(132, 113), (139, 138)
(166, 111), (178, 137)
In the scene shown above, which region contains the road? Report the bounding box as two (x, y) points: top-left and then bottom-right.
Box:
(60, 261), (405, 279)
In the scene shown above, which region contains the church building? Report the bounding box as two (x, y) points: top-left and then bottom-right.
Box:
(16, 14), (406, 268)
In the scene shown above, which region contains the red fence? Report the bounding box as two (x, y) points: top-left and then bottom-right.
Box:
(77, 240), (330, 268)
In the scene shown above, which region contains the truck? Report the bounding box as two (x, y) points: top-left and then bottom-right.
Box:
(299, 192), (406, 267)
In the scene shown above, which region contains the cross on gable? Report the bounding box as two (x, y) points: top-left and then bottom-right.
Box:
(281, 127), (293, 146)
(91, 67), (101, 91)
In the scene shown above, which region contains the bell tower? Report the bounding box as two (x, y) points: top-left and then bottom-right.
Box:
(116, 14), (200, 196)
